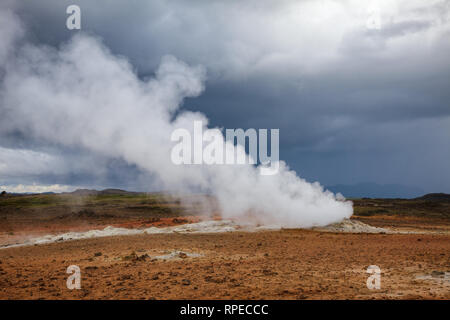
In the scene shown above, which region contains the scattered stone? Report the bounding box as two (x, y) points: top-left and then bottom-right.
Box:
(86, 266), (98, 270)
(181, 279), (191, 286)
(172, 218), (188, 224)
(122, 252), (137, 261)
(205, 276), (226, 284)
(262, 269), (277, 276)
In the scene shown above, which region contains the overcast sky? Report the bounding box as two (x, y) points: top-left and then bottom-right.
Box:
(1, 0), (449, 195)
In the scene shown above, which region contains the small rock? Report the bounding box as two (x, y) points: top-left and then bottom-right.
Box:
(178, 252), (187, 259)
(86, 266), (98, 270)
(182, 279), (191, 286)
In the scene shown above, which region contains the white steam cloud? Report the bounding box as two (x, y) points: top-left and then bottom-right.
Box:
(0, 6), (352, 227)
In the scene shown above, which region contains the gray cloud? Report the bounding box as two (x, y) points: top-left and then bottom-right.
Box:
(1, 0), (450, 194)
(0, 5), (354, 227)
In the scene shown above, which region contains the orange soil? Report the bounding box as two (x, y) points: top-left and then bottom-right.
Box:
(0, 226), (449, 300)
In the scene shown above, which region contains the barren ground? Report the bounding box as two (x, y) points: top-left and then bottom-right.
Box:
(0, 191), (448, 300)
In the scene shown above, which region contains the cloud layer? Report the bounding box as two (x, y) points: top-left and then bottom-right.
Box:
(1, 0), (450, 195)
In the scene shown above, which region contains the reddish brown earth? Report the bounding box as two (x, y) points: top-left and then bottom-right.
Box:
(0, 221), (448, 300)
(0, 193), (448, 299)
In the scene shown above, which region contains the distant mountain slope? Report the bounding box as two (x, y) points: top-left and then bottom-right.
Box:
(67, 189), (140, 196)
(415, 193), (450, 201)
(326, 182), (425, 199)
(68, 189), (98, 196)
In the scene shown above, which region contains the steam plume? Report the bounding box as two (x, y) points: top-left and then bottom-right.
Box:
(0, 6), (352, 227)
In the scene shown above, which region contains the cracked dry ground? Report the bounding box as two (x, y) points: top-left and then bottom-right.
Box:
(0, 229), (448, 299)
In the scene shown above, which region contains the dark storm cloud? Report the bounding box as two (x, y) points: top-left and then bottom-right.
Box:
(1, 0), (450, 194)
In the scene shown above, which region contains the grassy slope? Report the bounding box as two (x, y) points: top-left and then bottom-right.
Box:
(352, 198), (450, 220)
(0, 192), (449, 220)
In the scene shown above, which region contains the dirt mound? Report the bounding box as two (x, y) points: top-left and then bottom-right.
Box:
(2, 219), (393, 249)
(316, 218), (389, 233)
(0, 220), (241, 249)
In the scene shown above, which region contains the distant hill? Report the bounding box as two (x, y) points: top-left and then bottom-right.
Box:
(1, 188), (151, 197)
(100, 188), (138, 195)
(69, 189), (99, 196)
(68, 189), (140, 196)
(326, 182), (425, 199)
(5, 186), (445, 201)
(415, 193), (450, 201)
